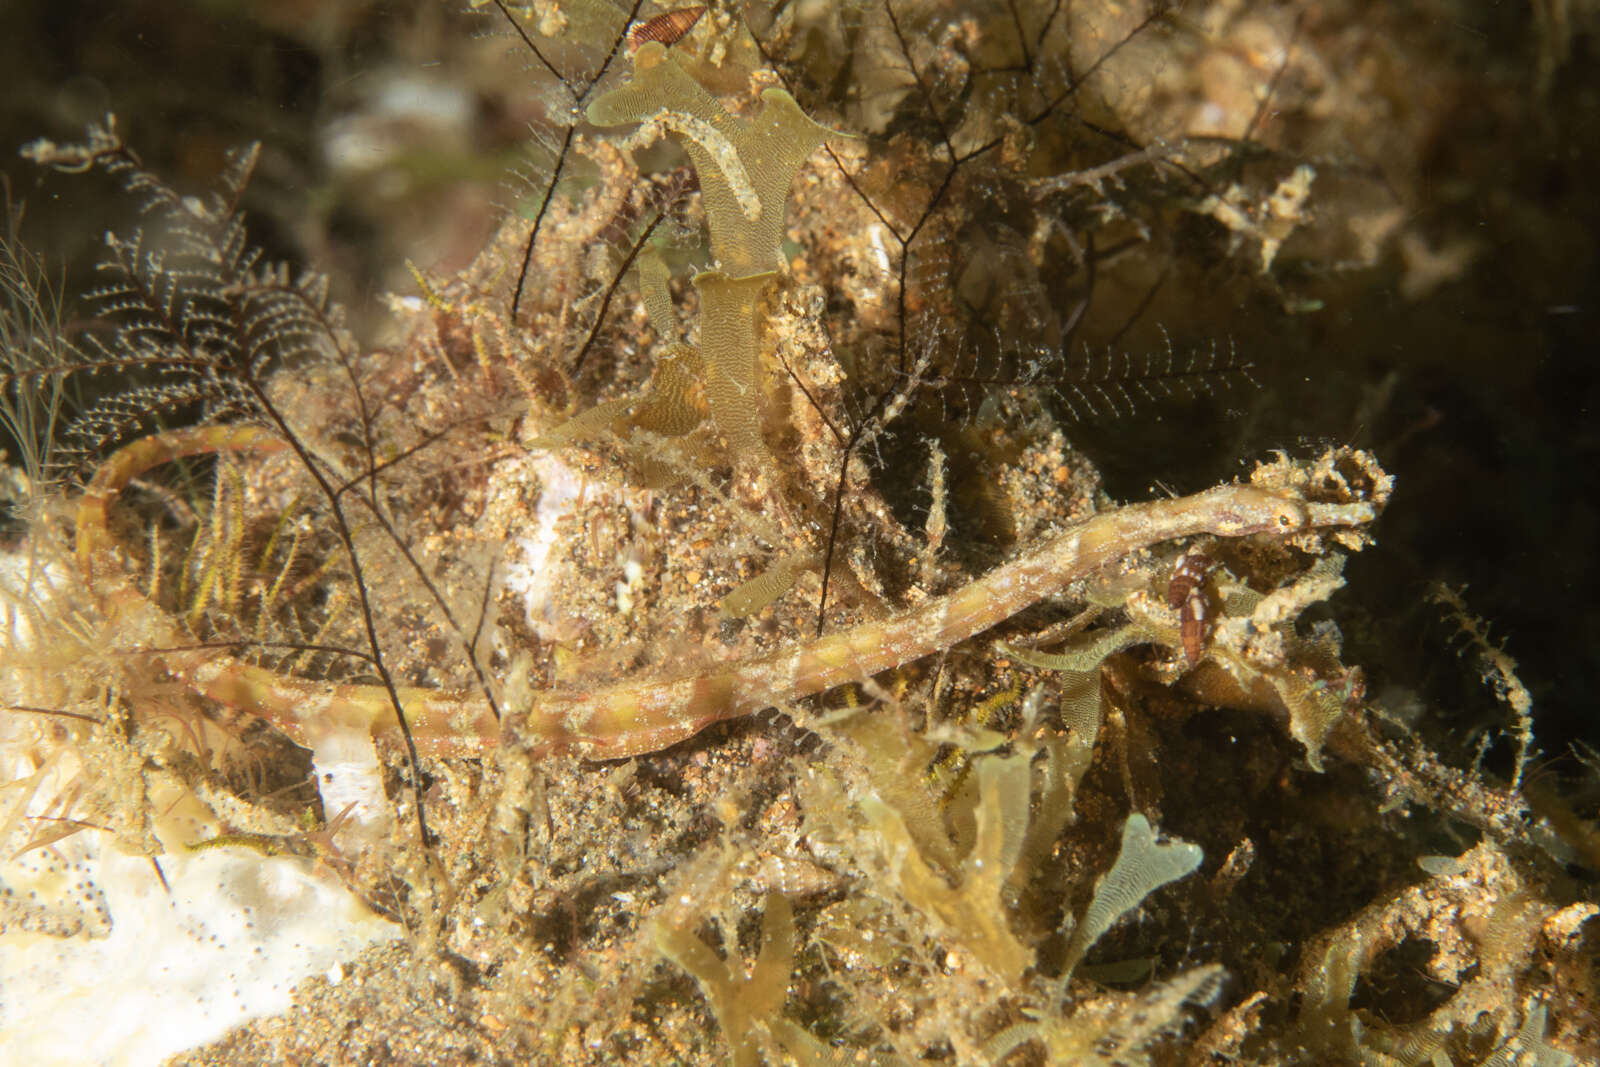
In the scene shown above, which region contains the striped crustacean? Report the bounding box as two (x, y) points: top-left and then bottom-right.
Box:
(76, 426), (1381, 761)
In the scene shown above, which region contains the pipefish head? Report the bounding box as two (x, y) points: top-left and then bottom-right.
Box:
(1207, 488), (1311, 538)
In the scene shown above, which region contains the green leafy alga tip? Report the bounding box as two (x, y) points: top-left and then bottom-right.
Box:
(586, 41), (844, 277)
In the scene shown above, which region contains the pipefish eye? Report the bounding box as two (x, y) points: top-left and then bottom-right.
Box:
(1276, 500), (1312, 530)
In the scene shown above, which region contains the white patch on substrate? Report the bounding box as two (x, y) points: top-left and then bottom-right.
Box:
(868, 223), (893, 275)
(308, 726), (392, 841)
(616, 556), (645, 616)
(0, 543), (398, 1065)
(499, 451), (653, 641)
(0, 827), (399, 1067)
(499, 451), (587, 640)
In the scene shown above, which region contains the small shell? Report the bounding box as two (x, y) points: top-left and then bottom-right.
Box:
(1166, 548), (1213, 609)
(627, 7), (706, 53)
(1168, 549), (1215, 665)
(743, 851), (839, 897)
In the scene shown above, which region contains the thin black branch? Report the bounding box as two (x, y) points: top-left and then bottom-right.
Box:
(822, 145), (904, 244)
(333, 420), (465, 502)
(581, 0), (647, 99)
(242, 374), (434, 845)
(815, 444), (854, 636)
(569, 206), (665, 374)
(469, 559), (497, 666)
(113, 638), (377, 666)
(884, 0), (956, 159)
(1103, 268), (1168, 352)
(499, 0), (643, 320)
(776, 348), (845, 446)
(493, 0), (566, 87)
(337, 486), (505, 725)
(2, 704), (103, 724)
(1030, 5), (1168, 125)
(512, 126), (576, 322)
(1005, 0), (1034, 71)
